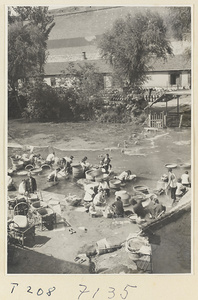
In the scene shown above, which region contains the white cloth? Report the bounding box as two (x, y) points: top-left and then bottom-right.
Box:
(93, 192), (105, 206)
(46, 153), (55, 162)
(98, 181), (109, 190)
(84, 188), (95, 201)
(18, 181), (26, 194)
(47, 170), (57, 181)
(22, 153), (29, 160)
(117, 171), (129, 181)
(7, 175), (13, 189)
(63, 156), (72, 163)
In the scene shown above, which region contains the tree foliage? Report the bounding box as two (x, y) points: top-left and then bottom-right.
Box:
(166, 7), (191, 41)
(22, 78), (60, 121)
(8, 6), (55, 89)
(8, 22), (44, 89)
(99, 10), (173, 87)
(58, 62), (105, 120)
(165, 7), (191, 62)
(11, 6), (55, 35)
(63, 62), (104, 97)
(21, 63), (105, 122)
(8, 6), (55, 116)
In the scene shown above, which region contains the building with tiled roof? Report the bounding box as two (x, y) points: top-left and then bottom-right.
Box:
(44, 6), (191, 89)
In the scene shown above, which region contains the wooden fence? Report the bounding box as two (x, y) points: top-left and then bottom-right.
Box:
(148, 112), (184, 128)
(148, 112), (165, 128)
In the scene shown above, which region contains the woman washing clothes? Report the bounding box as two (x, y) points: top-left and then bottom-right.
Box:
(98, 178), (110, 197)
(62, 155), (74, 174)
(93, 190), (106, 206)
(114, 170), (136, 183)
(80, 156), (90, 172)
(47, 167), (61, 182)
(111, 196), (124, 217)
(100, 153), (111, 174)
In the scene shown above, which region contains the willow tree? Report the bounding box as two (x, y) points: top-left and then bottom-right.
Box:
(8, 6), (55, 115)
(99, 10), (173, 88)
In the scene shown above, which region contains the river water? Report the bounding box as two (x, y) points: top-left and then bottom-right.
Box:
(8, 127), (192, 273)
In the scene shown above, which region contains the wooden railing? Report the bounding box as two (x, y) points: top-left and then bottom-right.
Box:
(148, 112), (164, 128)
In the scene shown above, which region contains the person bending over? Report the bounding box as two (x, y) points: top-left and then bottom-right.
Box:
(114, 170), (132, 183)
(176, 178), (187, 197)
(47, 167), (61, 182)
(45, 152), (55, 166)
(111, 196), (124, 217)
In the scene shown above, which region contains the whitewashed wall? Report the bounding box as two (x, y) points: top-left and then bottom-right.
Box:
(143, 71), (190, 89)
(143, 72), (170, 88)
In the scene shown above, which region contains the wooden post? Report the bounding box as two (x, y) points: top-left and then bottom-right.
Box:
(179, 114), (183, 128)
(165, 95), (168, 116)
(164, 114), (167, 127)
(162, 111), (164, 128)
(177, 96), (180, 114)
(148, 113), (151, 127)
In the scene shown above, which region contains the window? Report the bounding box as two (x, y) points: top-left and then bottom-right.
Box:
(170, 74), (177, 85)
(170, 73), (180, 86)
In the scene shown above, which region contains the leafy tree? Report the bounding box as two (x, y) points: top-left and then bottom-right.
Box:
(165, 7), (191, 62)
(22, 78), (60, 121)
(12, 6), (55, 33)
(64, 62), (104, 96)
(8, 22), (46, 114)
(54, 86), (79, 121)
(8, 6), (55, 84)
(166, 7), (191, 41)
(99, 10), (173, 87)
(8, 6), (55, 116)
(58, 62), (105, 120)
(8, 22), (43, 90)
(12, 6), (55, 73)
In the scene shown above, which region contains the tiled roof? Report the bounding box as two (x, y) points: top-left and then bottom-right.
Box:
(44, 60), (112, 76)
(48, 46), (100, 62)
(44, 55), (191, 76)
(148, 55), (191, 71)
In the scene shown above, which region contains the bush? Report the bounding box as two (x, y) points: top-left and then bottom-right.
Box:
(15, 71), (147, 124)
(8, 91), (27, 119)
(97, 111), (120, 123)
(54, 86), (77, 121)
(22, 80), (60, 121)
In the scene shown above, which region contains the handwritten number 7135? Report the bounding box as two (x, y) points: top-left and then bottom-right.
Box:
(78, 284), (137, 299)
